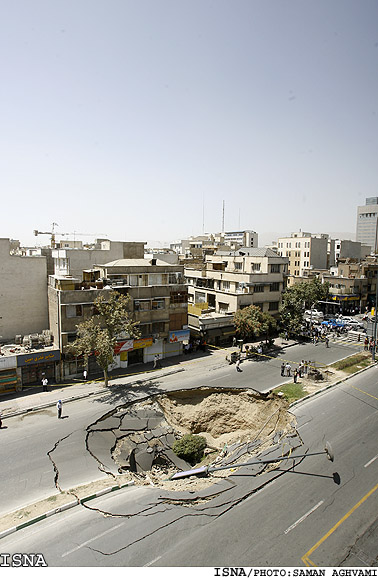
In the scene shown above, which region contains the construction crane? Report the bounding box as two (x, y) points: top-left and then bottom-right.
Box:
(33, 223), (108, 248)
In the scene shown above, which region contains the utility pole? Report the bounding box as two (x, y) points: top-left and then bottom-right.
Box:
(373, 267), (378, 362)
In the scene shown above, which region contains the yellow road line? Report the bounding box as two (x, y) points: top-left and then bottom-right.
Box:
(301, 482), (378, 567)
(348, 385), (378, 401)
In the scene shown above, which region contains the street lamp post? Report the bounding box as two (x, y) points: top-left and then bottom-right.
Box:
(372, 268), (378, 362)
(171, 443), (334, 480)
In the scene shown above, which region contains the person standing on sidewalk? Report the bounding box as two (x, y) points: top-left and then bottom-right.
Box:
(83, 369), (88, 381)
(42, 377), (48, 392)
(57, 400), (62, 419)
(236, 358), (242, 372)
(280, 362), (285, 377)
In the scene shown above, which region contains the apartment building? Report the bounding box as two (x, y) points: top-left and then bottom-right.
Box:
(48, 253), (188, 378)
(277, 232), (329, 280)
(185, 248), (288, 344)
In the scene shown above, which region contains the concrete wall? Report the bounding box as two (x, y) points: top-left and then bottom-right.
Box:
(0, 238), (48, 342)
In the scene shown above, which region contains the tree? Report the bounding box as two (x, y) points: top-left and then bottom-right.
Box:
(233, 305), (278, 342)
(279, 278), (330, 336)
(68, 291), (140, 387)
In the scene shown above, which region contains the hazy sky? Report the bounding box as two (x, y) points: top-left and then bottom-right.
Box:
(1, 0), (377, 247)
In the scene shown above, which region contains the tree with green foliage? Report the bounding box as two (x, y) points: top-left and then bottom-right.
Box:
(233, 305), (278, 342)
(68, 291), (140, 387)
(279, 278), (330, 336)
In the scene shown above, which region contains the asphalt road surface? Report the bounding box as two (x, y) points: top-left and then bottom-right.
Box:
(0, 341), (376, 567)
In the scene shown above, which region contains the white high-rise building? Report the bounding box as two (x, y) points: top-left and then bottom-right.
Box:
(356, 197), (378, 253)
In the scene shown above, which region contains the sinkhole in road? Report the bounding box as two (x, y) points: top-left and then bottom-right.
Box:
(89, 387), (299, 491)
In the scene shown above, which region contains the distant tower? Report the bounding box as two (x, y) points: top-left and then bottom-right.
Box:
(356, 197), (378, 253)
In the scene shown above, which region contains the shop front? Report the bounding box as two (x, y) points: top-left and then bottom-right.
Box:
(17, 350), (60, 386)
(114, 337), (154, 367)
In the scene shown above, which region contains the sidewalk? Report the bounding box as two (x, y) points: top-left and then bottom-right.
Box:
(0, 337), (298, 419)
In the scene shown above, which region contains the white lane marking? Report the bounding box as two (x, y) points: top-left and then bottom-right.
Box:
(284, 500), (324, 535)
(364, 454), (378, 468)
(62, 521), (125, 557)
(144, 554), (163, 567)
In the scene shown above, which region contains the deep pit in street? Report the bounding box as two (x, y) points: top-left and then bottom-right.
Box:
(87, 387), (300, 491)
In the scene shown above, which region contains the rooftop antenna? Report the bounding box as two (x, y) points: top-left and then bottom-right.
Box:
(202, 194), (205, 234)
(222, 200), (225, 234)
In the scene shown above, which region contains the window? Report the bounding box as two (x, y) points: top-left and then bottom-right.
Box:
(223, 281), (230, 290)
(254, 284), (265, 293)
(66, 304), (83, 318)
(152, 299), (165, 310)
(218, 302), (229, 313)
(149, 273), (163, 285)
(134, 300), (150, 311)
(270, 264), (280, 273)
(152, 321), (166, 334)
(251, 263), (261, 271)
(269, 302), (279, 311)
(270, 282), (280, 292)
(169, 272), (183, 284)
(235, 262), (242, 270)
(170, 291), (188, 304)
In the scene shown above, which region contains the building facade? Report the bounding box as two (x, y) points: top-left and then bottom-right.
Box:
(356, 197), (378, 252)
(185, 248), (288, 344)
(277, 232), (329, 280)
(48, 255), (188, 378)
(0, 238), (49, 343)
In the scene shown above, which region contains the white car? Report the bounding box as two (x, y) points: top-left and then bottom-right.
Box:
(304, 310), (324, 322)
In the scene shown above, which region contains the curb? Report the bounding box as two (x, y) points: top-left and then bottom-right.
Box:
(289, 361), (377, 408)
(0, 481), (136, 540)
(1, 367), (185, 419)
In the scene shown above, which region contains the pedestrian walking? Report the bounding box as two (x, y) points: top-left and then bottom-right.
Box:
(42, 377), (48, 392)
(293, 369), (298, 383)
(325, 336), (329, 348)
(83, 369), (88, 381)
(285, 362), (291, 377)
(304, 361), (308, 375)
(280, 362), (285, 377)
(57, 400), (62, 419)
(236, 358), (242, 372)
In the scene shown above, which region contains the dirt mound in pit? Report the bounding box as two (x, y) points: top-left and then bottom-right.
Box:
(157, 388), (293, 448)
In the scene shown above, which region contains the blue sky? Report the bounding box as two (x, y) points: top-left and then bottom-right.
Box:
(1, 0), (377, 247)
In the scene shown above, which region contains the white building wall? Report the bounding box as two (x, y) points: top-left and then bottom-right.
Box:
(0, 238), (48, 342)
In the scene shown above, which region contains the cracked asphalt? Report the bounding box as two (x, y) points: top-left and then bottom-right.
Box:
(0, 338), (376, 566)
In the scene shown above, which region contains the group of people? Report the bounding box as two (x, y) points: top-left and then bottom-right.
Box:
(364, 337), (376, 352)
(281, 359), (309, 383)
(184, 340), (206, 354)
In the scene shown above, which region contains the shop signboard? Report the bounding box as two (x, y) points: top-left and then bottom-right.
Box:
(169, 330), (190, 343)
(114, 340), (134, 354)
(17, 350), (60, 367)
(133, 337), (153, 350)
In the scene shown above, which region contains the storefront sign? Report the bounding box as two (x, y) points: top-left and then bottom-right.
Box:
(169, 330), (190, 343)
(133, 337), (153, 350)
(114, 340), (134, 354)
(17, 350), (60, 367)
